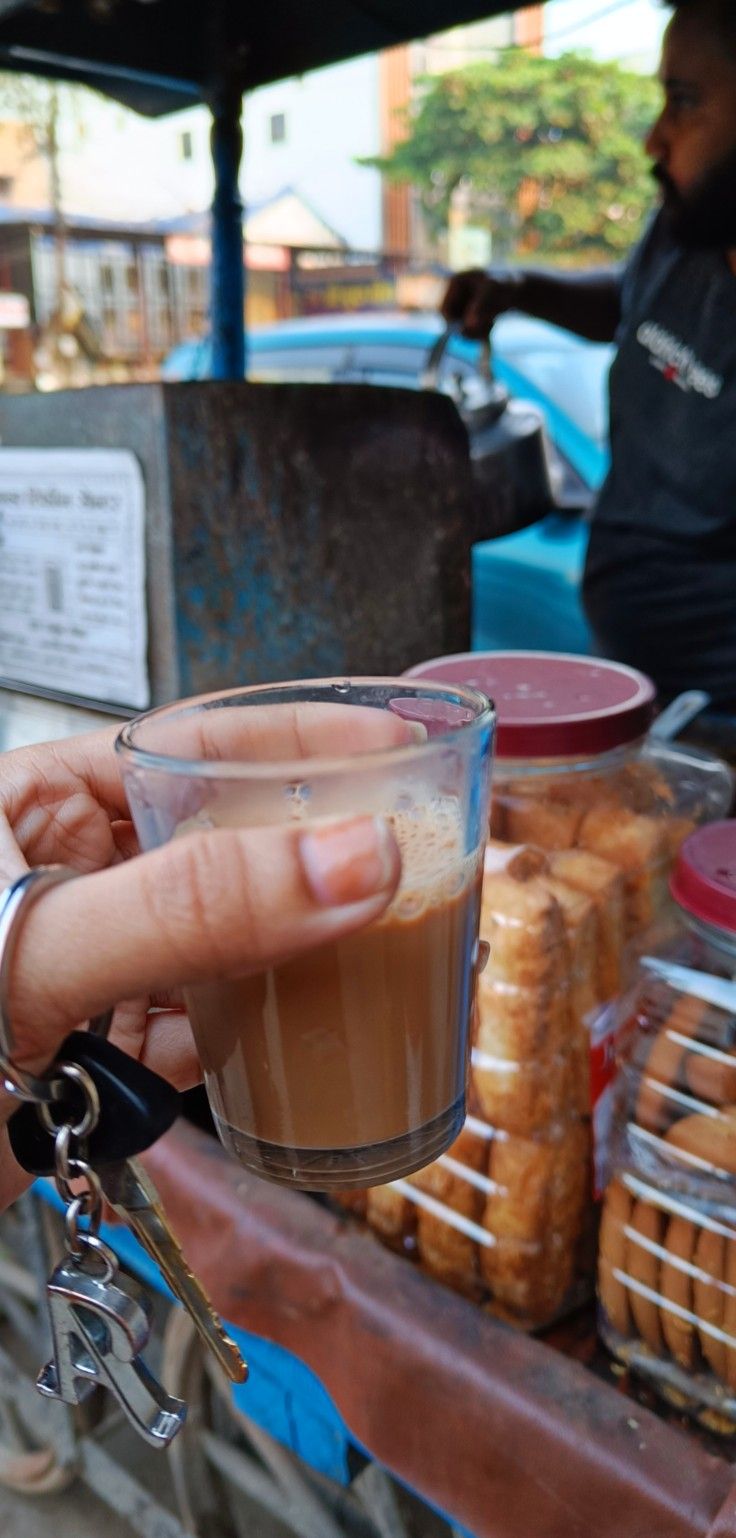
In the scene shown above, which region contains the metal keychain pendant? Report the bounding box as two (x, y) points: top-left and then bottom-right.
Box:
(33, 1071), (189, 1447)
(38, 1227), (187, 1448)
(0, 864), (247, 1446)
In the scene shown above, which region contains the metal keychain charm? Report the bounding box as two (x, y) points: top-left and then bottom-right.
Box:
(0, 863), (246, 1448)
(36, 1068), (187, 1448)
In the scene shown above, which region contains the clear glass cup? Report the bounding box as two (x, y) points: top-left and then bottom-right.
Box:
(117, 678), (494, 1190)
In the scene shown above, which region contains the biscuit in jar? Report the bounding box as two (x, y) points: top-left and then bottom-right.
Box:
(664, 1105), (736, 1179)
(483, 838), (548, 881)
(548, 848), (626, 1001)
(333, 1190), (368, 1218)
(480, 872), (568, 993)
(598, 1177), (634, 1338)
(634, 993), (708, 1134)
(475, 976), (571, 1066)
(472, 1043), (574, 1136)
(660, 1212), (697, 1370)
(694, 1225), (728, 1382)
(577, 803), (669, 937)
(499, 783), (585, 851)
(723, 1234), (736, 1391)
(366, 1185), (415, 1248)
(534, 874), (598, 1112)
(684, 1038), (736, 1108)
(411, 1121), (490, 1297)
(626, 1198), (665, 1353)
(482, 1120), (588, 1323)
(662, 817), (698, 860)
(534, 876), (599, 1018)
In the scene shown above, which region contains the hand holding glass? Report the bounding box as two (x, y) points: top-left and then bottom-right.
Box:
(117, 680), (493, 1189)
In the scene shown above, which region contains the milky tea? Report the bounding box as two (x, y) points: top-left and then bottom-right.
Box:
(184, 799), (483, 1189)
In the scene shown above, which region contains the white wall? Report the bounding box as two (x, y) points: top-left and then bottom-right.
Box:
(242, 55), (382, 251)
(50, 54), (384, 251)
(418, 14), (516, 73)
(57, 92), (212, 221)
(544, 0), (667, 69)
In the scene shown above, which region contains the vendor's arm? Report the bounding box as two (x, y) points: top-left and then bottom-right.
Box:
(442, 266), (622, 343)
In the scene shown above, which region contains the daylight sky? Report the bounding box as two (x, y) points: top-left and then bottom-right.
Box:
(544, 0), (668, 67)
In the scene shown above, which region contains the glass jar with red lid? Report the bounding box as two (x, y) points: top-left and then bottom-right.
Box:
(599, 822), (736, 1428)
(406, 651), (733, 945)
(338, 655), (732, 1334)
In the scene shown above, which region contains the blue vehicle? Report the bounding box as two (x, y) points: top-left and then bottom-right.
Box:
(162, 312), (614, 655)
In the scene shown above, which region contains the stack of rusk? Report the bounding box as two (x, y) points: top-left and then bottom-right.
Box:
(340, 768), (693, 1329)
(599, 987), (736, 1423)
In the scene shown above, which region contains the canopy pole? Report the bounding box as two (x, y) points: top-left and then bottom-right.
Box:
(208, 2), (247, 380)
(209, 82), (245, 380)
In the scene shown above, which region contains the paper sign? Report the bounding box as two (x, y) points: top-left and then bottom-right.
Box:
(0, 448), (149, 709)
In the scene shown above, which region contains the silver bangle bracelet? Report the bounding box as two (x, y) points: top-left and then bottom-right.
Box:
(0, 866), (77, 1104)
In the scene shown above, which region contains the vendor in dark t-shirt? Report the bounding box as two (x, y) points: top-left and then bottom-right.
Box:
(442, 0), (736, 705)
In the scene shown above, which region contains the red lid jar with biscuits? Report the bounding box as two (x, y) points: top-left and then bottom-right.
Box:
(333, 656), (732, 1337)
(600, 821), (736, 1429)
(406, 652), (733, 947)
(389, 652), (729, 1332)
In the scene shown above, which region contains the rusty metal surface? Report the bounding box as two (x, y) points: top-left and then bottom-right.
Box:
(0, 381), (509, 707)
(0, 386), (181, 706)
(145, 1122), (736, 1538)
(161, 381), (485, 692)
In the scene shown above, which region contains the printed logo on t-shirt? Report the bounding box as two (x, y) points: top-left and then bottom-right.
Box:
(636, 320), (723, 399)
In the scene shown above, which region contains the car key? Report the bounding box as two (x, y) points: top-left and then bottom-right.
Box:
(99, 1156), (247, 1385)
(0, 867), (246, 1445)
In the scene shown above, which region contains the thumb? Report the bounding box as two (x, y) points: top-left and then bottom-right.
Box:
(6, 815), (400, 1073)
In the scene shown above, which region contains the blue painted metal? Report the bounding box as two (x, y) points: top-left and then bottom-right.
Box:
(210, 92), (245, 381)
(472, 513), (594, 656)
(0, 43), (201, 116)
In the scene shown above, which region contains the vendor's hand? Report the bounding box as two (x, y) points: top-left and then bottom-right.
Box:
(441, 268), (523, 340)
(0, 717), (403, 1207)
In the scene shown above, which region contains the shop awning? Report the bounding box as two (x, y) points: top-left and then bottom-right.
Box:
(0, 0), (547, 116)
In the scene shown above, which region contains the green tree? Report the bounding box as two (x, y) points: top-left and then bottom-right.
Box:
(367, 49), (660, 265)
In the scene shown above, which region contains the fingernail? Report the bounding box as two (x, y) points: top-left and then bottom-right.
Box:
(299, 817), (398, 907)
(408, 721), (428, 743)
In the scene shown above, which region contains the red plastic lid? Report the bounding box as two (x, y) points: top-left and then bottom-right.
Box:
(671, 822), (736, 934)
(405, 651), (656, 758)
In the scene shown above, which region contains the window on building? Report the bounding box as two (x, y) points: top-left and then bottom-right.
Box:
(269, 112), (286, 145)
(101, 263), (114, 295)
(180, 130), (194, 161)
(0, 176), (13, 198)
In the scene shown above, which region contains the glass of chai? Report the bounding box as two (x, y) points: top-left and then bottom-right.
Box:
(117, 678), (494, 1189)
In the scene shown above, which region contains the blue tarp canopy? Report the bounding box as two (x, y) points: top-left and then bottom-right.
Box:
(0, 0), (547, 115)
(0, 0), (594, 376)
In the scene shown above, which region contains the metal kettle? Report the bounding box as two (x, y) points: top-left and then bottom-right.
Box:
(422, 325), (556, 537)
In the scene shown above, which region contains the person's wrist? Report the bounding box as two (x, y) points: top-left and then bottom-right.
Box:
(487, 268), (526, 312)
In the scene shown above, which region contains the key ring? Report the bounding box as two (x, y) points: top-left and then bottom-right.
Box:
(0, 865), (78, 1104)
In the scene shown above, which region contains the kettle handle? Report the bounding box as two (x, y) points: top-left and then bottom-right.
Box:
(421, 325), (453, 390)
(421, 326), (493, 392)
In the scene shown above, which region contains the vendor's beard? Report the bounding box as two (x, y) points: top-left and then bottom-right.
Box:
(653, 146), (736, 250)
